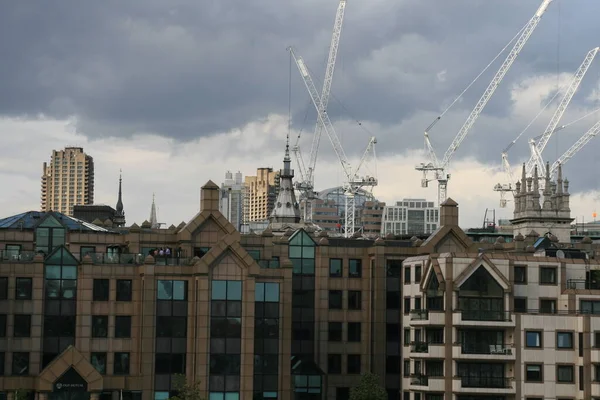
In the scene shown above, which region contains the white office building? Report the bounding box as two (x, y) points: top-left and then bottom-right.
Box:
(381, 198), (439, 236)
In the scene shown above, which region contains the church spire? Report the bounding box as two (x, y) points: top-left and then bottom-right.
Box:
(270, 134), (301, 224)
(150, 193), (159, 229)
(113, 170), (126, 227)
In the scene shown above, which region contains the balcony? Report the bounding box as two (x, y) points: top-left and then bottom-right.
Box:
(410, 341), (429, 353)
(84, 253), (190, 266)
(453, 343), (515, 361)
(410, 374), (428, 386)
(409, 375), (445, 392)
(453, 376), (515, 395)
(453, 310), (514, 327)
(410, 309), (428, 320)
(0, 250), (37, 263)
(410, 309), (445, 326)
(410, 341), (446, 359)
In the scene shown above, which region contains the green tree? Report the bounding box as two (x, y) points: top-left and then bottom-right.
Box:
(168, 374), (206, 400)
(14, 389), (30, 400)
(349, 372), (387, 400)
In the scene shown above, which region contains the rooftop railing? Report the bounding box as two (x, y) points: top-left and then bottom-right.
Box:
(0, 250), (36, 262)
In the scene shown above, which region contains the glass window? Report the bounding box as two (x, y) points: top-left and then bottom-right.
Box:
(540, 267), (557, 284)
(255, 283), (280, 303)
(526, 331), (542, 348)
(0, 314), (5, 337)
(514, 266), (527, 283)
(93, 279), (109, 301)
(92, 316), (108, 338)
(404, 267), (411, 284)
(347, 322), (361, 342)
(12, 352), (29, 375)
(329, 259), (342, 277)
(212, 280), (242, 301)
(91, 352), (107, 374)
(349, 259), (362, 278)
(347, 354), (361, 374)
(540, 299), (556, 314)
(158, 280), (187, 301)
(415, 265), (422, 283)
(116, 280), (132, 301)
(15, 278), (32, 300)
(156, 316), (187, 338)
(115, 316), (132, 338)
(0, 277), (7, 300)
(13, 314), (31, 337)
(328, 322), (342, 342)
(247, 250), (260, 261)
(328, 290), (342, 309)
(557, 332), (573, 349)
(526, 364), (543, 381)
(328, 354), (342, 374)
(514, 297), (527, 313)
(348, 291), (361, 310)
(557, 365), (574, 382)
(114, 352), (130, 375)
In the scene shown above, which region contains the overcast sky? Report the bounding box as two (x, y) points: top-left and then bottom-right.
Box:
(2, 0), (600, 229)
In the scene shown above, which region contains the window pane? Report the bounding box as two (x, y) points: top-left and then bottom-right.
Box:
(62, 266), (77, 279)
(227, 281), (242, 301)
(158, 281), (173, 300)
(173, 281), (186, 300)
(45, 266), (61, 279)
(255, 283), (265, 302)
(212, 281), (227, 300)
(265, 283), (279, 302)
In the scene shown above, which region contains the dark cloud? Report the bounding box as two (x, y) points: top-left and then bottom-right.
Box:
(1, 0), (600, 170)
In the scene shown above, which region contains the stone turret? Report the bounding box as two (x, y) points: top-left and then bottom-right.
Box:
(510, 162), (574, 243)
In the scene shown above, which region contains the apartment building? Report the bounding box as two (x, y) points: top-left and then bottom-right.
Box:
(243, 168), (279, 223)
(40, 147), (95, 216)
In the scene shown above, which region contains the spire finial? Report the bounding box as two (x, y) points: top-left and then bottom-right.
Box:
(114, 169), (125, 226)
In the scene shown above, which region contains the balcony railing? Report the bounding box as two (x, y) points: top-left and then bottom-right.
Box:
(410, 375), (428, 386)
(410, 309), (429, 320)
(460, 376), (511, 388)
(84, 253), (190, 266)
(0, 250), (36, 262)
(410, 341), (429, 353)
(567, 278), (600, 290)
(460, 310), (511, 322)
(460, 343), (512, 355)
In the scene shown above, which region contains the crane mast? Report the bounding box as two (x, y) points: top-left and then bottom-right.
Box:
(525, 47), (599, 176)
(289, 47), (377, 238)
(550, 120), (600, 175)
(292, 0), (346, 222)
(417, 0), (552, 206)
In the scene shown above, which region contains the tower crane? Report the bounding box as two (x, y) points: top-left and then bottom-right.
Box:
(416, 0), (552, 206)
(288, 47), (377, 238)
(494, 47), (599, 207)
(549, 119), (600, 176)
(292, 0), (346, 222)
(525, 47), (599, 176)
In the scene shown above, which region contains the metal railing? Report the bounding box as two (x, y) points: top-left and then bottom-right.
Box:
(84, 253), (191, 266)
(460, 310), (511, 322)
(460, 342), (512, 355)
(567, 278), (600, 290)
(410, 375), (428, 386)
(0, 250), (36, 262)
(460, 376), (511, 388)
(410, 309), (429, 320)
(410, 341), (429, 353)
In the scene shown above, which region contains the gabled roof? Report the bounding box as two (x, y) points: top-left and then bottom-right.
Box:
(191, 233), (260, 276)
(37, 345), (103, 391)
(454, 253), (510, 291)
(420, 258), (446, 292)
(0, 211), (114, 233)
(418, 225), (473, 254)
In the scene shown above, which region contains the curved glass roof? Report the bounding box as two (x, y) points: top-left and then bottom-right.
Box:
(0, 211), (114, 233)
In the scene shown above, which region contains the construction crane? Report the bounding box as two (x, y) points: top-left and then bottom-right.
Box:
(494, 47), (599, 207)
(549, 119), (600, 176)
(525, 47), (599, 176)
(416, 0), (552, 206)
(292, 0), (346, 222)
(288, 47), (377, 238)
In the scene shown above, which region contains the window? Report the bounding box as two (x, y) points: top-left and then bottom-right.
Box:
(93, 279), (109, 301)
(514, 266), (527, 284)
(557, 332), (573, 349)
(45, 265), (77, 300)
(526, 331), (542, 348)
(349, 259), (362, 278)
(15, 278), (32, 300)
(514, 297), (527, 313)
(557, 365), (574, 383)
(403, 359), (410, 377)
(540, 299), (556, 314)
(91, 352), (107, 374)
(0, 314), (5, 337)
(212, 280), (241, 301)
(526, 364), (543, 382)
(35, 216), (65, 254)
(348, 291), (361, 310)
(80, 246), (95, 259)
(415, 265), (422, 283)
(115, 316), (132, 338)
(247, 250), (260, 261)
(386, 259), (402, 277)
(329, 259), (342, 277)
(155, 353), (186, 375)
(255, 283), (279, 302)
(288, 230), (316, 275)
(347, 322), (361, 342)
(403, 328), (410, 346)
(13, 314), (31, 337)
(329, 322), (342, 342)
(336, 388), (350, 400)
(0, 277), (7, 300)
(156, 316), (187, 338)
(114, 352), (130, 375)
(386, 323), (400, 342)
(0, 352), (4, 375)
(386, 356), (401, 374)
(328, 354), (342, 374)
(403, 297), (410, 315)
(386, 291), (400, 309)
(12, 352), (29, 376)
(158, 280), (188, 301)
(329, 290), (342, 309)
(92, 316), (108, 338)
(404, 267), (411, 284)
(347, 354), (361, 374)
(540, 266), (557, 284)
(116, 280), (132, 301)
(595, 331), (600, 348)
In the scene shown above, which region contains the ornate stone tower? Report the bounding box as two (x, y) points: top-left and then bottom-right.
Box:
(270, 135), (301, 224)
(511, 162), (573, 243)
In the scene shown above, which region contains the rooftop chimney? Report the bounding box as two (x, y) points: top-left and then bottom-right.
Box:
(439, 198), (459, 227)
(200, 180), (220, 212)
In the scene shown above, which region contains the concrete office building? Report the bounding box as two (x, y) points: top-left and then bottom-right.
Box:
(41, 147), (95, 216)
(219, 171), (244, 231)
(243, 168), (280, 224)
(381, 199), (439, 237)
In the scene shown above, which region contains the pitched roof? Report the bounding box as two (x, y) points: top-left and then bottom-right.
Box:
(0, 211), (115, 233)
